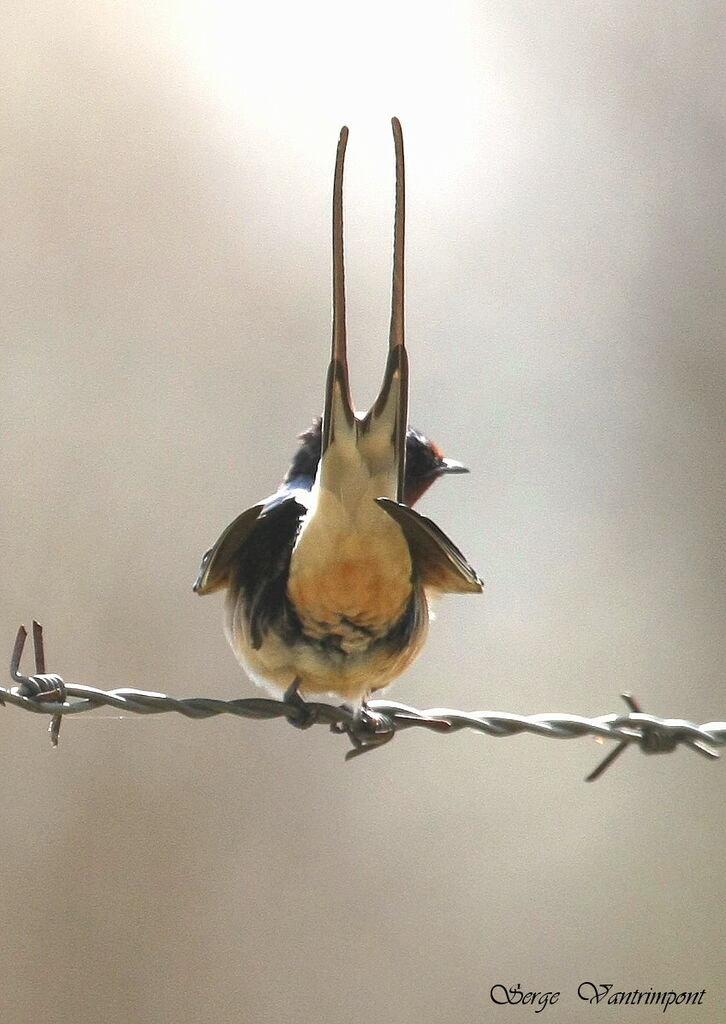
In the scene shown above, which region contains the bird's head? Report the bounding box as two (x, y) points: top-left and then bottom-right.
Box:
(283, 417), (468, 506)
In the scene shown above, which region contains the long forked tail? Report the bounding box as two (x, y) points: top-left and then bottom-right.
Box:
(320, 118), (409, 503)
(321, 125), (355, 458)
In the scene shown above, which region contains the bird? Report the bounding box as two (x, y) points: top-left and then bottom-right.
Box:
(194, 118), (482, 709)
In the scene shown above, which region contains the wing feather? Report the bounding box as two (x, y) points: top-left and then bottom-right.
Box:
(376, 497), (483, 594)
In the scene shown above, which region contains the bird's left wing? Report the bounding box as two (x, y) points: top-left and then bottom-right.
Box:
(376, 497), (483, 594)
(193, 502), (265, 595)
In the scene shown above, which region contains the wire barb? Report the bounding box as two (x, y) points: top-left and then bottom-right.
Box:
(4, 623), (724, 778)
(11, 622), (66, 746)
(584, 692), (701, 781)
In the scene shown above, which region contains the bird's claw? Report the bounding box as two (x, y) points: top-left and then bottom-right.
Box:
(331, 703), (396, 759)
(282, 683), (317, 730)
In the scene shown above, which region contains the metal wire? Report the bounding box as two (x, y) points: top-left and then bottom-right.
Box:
(4, 622), (724, 778)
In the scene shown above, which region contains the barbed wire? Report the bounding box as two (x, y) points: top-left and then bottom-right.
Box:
(3, 622), (724, 780)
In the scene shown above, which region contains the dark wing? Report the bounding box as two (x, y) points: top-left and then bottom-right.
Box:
(232, 496), (307, 648)
(193, 502), (266, 595)
(376, 497), (483, 595)
(193, 492), (308, 652)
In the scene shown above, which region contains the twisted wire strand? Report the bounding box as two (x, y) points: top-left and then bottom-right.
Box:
(4, 623), (724, 777)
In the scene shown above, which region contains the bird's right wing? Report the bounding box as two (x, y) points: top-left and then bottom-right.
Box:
(376, 498), (483, 595)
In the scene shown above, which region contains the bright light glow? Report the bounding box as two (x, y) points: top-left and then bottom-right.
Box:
(172, 0), (516, 184)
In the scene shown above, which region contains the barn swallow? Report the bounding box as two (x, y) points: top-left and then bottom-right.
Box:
(194, 118), (482, 706)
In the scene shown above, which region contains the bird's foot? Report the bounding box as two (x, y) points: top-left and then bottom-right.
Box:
(332, 700), (396, 759)
(282, 681), (317, 730)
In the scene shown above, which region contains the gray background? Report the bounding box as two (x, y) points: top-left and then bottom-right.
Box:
(1, 1), (724, 1021)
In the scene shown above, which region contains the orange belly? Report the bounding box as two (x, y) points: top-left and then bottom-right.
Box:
(287, 557), (413, 641)
(225, 578), (429, 701)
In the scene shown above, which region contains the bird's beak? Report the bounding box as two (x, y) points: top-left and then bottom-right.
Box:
(440, 458), (469, 475)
